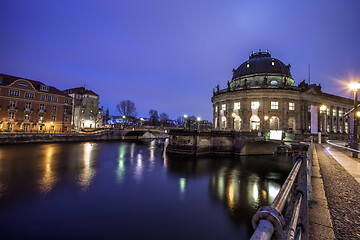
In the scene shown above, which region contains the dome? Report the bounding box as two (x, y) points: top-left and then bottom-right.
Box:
(232, 51), (292, 80)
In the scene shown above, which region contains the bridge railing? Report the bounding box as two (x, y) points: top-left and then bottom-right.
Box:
(250, 140), (313, 240)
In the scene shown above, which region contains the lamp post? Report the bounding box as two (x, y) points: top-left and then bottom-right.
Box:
(320, 105), (327, 134)
(231, 112), (236, 131)
(197, 117), (201, 130)
(349, 83), (360, 158)
(184, 114), (187, 129)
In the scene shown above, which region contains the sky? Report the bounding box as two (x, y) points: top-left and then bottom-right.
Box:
(1, 0), (360, 121)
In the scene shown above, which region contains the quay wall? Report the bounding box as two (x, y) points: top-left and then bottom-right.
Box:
(0, 130), (127, 145)
(167, 130), (279, 155)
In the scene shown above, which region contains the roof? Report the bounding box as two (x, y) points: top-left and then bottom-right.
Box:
(0, 73), (70, 97)
(232, 51), (292, 80)
(63, 86), (98, 96)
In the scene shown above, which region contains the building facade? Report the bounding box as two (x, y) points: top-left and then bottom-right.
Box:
(0, 73), (73, 132)
(63, 87), (103, 129)
(211, 51), (353, 135)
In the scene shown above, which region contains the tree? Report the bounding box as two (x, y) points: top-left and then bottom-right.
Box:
(149, 109), (159, 125)
(89, 105), (103, 128)
(116, 100), (137, 118)
(160, 112), (170, 127)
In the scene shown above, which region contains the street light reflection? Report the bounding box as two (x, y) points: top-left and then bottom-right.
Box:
(78, 142), (96, 191)
(39, 145), (57, 194)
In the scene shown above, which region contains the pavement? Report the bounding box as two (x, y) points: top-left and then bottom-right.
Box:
(309, 142), (360, 240)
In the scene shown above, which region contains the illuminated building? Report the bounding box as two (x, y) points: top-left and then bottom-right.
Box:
(0, 73), (72, 132)
(63, 86), (103, 129)
(211, 50), (353, 135)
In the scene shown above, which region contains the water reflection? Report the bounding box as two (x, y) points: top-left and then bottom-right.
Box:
(77, 142), (96, 191)
(0, 149), (5, 198)
(39, 145), (58, 194)
(117, 144), (127, 183)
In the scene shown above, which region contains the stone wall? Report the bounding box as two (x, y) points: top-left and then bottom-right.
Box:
(0, 130), (126, 145)
(167, 129), (280, 155)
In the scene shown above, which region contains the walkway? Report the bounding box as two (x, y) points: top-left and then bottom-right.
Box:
(310, 143), (360, 240)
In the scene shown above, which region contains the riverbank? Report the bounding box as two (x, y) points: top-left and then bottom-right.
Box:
(0, 130), (126, 145)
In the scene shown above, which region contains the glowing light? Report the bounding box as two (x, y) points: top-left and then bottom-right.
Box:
(122, 115), (126, 119)
(357, 111), (360, 117)
(252, 184), (259, 202)
(269, 130), (283, 140)
(50, 122), (53, 124)
(179, 178), (186, 195)
(264, 115), (269, 121)
(320, 105), (327, 112)
(349, 82), (360, 91)
(184, 114), (187, 119)
(197, 117), (201, 121)
(231, 112), (236, 118)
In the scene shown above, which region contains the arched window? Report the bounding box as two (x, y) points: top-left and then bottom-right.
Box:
(234, 116), (241, 131)
(250, 115), (260, 131)
(288, 117), (296, 132)
(270, 116), (280, 130)
(221, 116), (227, 130)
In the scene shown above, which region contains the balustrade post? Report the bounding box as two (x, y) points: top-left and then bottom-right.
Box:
(288, 143), (310, 240)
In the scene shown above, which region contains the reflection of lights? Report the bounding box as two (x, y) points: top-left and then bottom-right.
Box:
(217, 168), (226, 200)
(134, 153), (143, 183)
(78, 142), (96, 191)
(268, 181), (281, 204)
(130, 143), (135, 163)
(149, 140), (155, 162)
(39, 145), (57, 194)
(117, 144), (127, 182)
(253, 184), (259, 202)
(179, 178), (186, 195)
(227, 179), (235, 211)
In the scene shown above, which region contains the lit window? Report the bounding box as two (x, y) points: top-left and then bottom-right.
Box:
(40, 104), (45, 110)
(308, 105), (311, 113)
(24, 114), (30, 120)
(221, 104), (226, 111)
(251, 101), (260, 110)
(270, 80), (278, 85)
(9, 112), (15, 119)
(234, 102), (240, 110)
(39, 115), (44, 121)
(215, 106), (218, 112)
(271, 101), (279, 110)
(326, 109), (330, 116)
(339, 110), (343, 117)
(246, 62), (250, 68)
(289, 102), (295, 111)
(332, 109), (337, 116)
(271, 61), (275, 66)
(52, 115), (56, 121)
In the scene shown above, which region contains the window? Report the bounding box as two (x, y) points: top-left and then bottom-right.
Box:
(271, 101), (279, 110)
(39, 115), (44, 121)
(308, 105), (311, 112)
(64, 126), (68, 131)
(41, 95), (45, 100)
(339, 110), (343, 117)
(332, 109), (337, 116)
(19, 83), (27, 87)
(40, 85), (49, 91)
(53, 97), (58, 102)
(51, 126), (55, 131)
(52, 105), (57, 111)
(9, 90), (20, 96)
(76, 95), (82, 99)
(25, 114), (30, 120)
(246, 63), (250, 68)
(215, 106), (218, 113)
(221, 104), (226, 111)
(52, 115), (56, 121)
(64, 116), (68, 123)
(326, 109), (330, 116)
(270, 80), (278, 85)
(64, 108), (68, 114)
(289, 102), (295, 111)
(48, 96), (52, 101)
(40, 104), (45, 110)
(234, 102), (240, 110)
(251, 101), (260, 110)
(9, 100), (16, 108)
(65, 99), (69, 104)
(9, 112), (15, 120)
(25, 102), (31, 109)
(271, 61), (275, 66)
(8, 124), (13, 132)
(25, 92), (34, 98)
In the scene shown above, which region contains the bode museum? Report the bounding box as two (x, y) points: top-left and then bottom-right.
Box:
(211, 50), (354, 136)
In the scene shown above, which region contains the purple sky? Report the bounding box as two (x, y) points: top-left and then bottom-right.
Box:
(1, 0), (360, 120)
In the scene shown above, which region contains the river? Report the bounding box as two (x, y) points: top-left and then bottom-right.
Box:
(0, 141), (292, 240)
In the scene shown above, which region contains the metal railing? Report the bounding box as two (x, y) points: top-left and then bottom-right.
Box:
(250, 142), (312, 240)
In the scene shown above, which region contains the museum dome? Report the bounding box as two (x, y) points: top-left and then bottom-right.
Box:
(232, 50), (292, 80)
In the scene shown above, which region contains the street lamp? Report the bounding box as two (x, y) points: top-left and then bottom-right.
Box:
(197, 117), (201, 130)
(349, 83), (360, 158)
(264, 115), (269, 130)
(231, 112), (236, 130)
(320, 105), (327, 134)
(184, 114), (188, 129)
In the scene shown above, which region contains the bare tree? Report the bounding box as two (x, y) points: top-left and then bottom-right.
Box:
(89, 106), (103, 128)
(116, 100), (137, 118)
(149, 109), (159, 125)
(160, 112), (170, 127)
